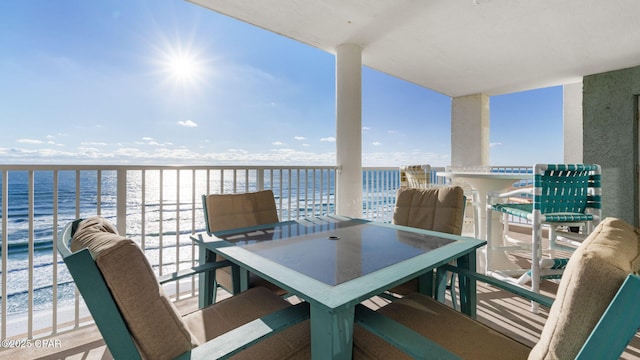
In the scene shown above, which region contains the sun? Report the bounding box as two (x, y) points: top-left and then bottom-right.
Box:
(153, 38), (209, 92)
(166, 53), (201, 84)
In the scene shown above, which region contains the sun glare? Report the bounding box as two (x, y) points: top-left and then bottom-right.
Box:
(153, 37), (209, 93)
(166, 53), (201, 83)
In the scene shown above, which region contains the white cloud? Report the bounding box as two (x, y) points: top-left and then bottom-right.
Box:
(226, 149), (249, 154)
(177, 120), (198, 128)
(136, 138), (173, 147)
(372, 141), (382, 146)
(490, 142), (502, 147)
(17, 139), (44, 144)
(362, 126), (371, 131)
(294, 136), (306, 140)
(320, 137), (336, 142)
(362, 150), (450, 167)
(272, 141), (285, 146)
(1, 143), (448, 166)
(387, 130), (398, 134)
(271, 148), (295, 154)
(80, 142), (108, 146)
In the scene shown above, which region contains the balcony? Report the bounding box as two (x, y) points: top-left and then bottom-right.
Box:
(1, 164), (639, 358)
(0, 164), (402, 342)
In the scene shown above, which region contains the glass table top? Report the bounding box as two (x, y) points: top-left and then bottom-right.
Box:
(215, 218), (455, 286)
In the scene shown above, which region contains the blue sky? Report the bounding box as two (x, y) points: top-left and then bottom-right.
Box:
(0, 0), (563, 166)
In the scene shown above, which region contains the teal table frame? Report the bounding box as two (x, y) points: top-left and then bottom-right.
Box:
(191, 216), (485, 359)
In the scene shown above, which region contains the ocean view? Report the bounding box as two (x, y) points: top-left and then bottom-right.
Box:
(0, 168), (399, 318)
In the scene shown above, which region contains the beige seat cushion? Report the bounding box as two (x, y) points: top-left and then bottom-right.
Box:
(393, 186), (465, 235)
(353, 293), (531, 360)
(184, 286), (310, 359)
(215, 265), (287, 295)
(529, 217), (640, 359)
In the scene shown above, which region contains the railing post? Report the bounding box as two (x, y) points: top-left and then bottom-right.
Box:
(257, 168), (265, 190)
(0, 164), (401, 341)
(116, 169), (127, 235)
(1, 170), (7, 340)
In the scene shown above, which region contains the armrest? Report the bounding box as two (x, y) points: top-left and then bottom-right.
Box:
(186, 302), (310, 360)
(576, 274), (640, 359)
(158, 260), (232, 285)
(487, 187), (533, 200)
(355, 304), (461, 360)
(441, 264), (554, 308)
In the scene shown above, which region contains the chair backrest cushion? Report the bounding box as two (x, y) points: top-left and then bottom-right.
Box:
(529, 217), (640, 359)
(393, 186), (465, 235)
(70, 216), (120, 254)
(72, 216), (198, 360)
(203, 190), (279, 233)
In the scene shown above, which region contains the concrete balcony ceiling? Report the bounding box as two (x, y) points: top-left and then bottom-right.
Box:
(188, 0), (640, 97)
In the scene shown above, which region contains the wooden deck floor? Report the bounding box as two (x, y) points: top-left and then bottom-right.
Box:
(4, 278), (640, 360)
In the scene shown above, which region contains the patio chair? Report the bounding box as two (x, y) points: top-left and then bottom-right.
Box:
(388, 186), (465, 298)
(399, 164), (431, 189)
(401, 164), (479, 237)
(57, 216), (310, 359)
(202, 190), (287, 303)
(486, 164), (602, 312)
(353, 217), (640, 360)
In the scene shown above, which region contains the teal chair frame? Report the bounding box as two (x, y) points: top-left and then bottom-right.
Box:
(486, 164), (601, 311)
(56, 220), (309, 359)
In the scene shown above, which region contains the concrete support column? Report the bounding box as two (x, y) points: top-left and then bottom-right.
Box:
(335, 43), (362, 217)
(563, 82), (583, 163)
(451, 94), (490, 167)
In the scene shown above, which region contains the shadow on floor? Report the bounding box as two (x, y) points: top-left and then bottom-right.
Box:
(4, 281), (640, 360)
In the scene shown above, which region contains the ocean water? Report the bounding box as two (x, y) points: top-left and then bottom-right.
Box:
(0, 168), (397, 316)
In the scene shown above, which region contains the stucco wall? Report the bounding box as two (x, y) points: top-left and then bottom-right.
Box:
(583, 65), (639, 226)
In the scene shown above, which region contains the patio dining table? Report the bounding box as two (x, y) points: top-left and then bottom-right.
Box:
(191, 215), (485, 359)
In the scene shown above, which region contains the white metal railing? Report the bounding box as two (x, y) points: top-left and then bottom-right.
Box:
(0, 164), (403, 341)
(0, 164), (530, 341)
(362, 167), (402, 222)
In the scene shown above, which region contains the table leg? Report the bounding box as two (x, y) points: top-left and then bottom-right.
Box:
(457, 250), (477, 319)
(198, 247), (215, 308)
(417, 271), (434, 297)
(231, 264), (250, 294)
(434, 268), (449, 303)
(310, 303), (355, 360)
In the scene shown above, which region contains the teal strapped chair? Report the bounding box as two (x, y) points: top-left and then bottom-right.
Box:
(486, 164), (601, 312)
(57, 216), (310, 359)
